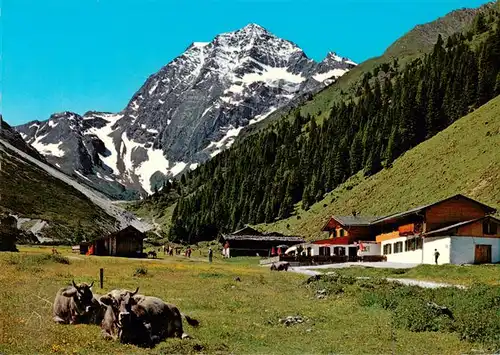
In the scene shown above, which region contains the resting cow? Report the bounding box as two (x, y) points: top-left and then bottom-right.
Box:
(53, 280), (95, 324)
(99, 288), (199, 347)
(270, 262), (290, 271)
(78, 293), (107, 325)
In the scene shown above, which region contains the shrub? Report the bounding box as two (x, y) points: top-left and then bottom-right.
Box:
(393, 298), (447, 332)
(133, 267), (148, 277)
(454, 309), (500, 347)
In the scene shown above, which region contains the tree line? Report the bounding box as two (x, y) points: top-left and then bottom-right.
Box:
(154, 11), (500, 243)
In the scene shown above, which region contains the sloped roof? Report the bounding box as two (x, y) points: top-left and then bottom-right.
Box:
(372, 194), (496, 225)
(333, 216), (380, 226)
(423, 216), (500, 237)
(230, 226), (262, 236)
(321, 215), (380, 231)
(96, 225), (145, 241)
(222, 234), (305, 243)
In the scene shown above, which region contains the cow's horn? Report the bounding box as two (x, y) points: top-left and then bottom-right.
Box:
(72, 280), (78, 289)
(89, 281), (94, 288)
(130, 287), (139, 296)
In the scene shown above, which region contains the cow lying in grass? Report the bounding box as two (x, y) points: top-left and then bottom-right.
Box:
(99, 288), (199, 347)
(53, 280), (95, 324)
(270, 262), (290, 271)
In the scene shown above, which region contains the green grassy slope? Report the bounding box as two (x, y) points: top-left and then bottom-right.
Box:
(385, 7), (483, 57)
(125, 200), (176, 237)
(258, 95), (500, 239)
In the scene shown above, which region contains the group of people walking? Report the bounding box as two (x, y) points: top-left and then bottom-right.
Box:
(160, 245), (214, 263)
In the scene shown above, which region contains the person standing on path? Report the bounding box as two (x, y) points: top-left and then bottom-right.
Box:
(208, 247), (213, 263)
(434, 249), (440, 265)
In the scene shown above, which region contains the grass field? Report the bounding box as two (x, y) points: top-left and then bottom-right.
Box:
(0, 246), (491, 354)
(260, 95), (500, 240)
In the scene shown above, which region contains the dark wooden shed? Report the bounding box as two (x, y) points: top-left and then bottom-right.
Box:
(82, 225), (145, 257)
(221, 227), (305, 257)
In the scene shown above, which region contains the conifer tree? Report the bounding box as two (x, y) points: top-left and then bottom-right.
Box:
(495, 72), (500, 96)
(349, 133), (363, 175)
(473, 12), (487, 34)
(301, 185), (313, 211)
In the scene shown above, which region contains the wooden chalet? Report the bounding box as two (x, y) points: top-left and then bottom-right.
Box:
(321, 215), (381, 243)
(80, 225), (145, 258)
(314, 195), (499, 264)
(221, 226), (305, 257)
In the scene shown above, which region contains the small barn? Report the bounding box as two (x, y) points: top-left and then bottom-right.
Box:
(221, 226), (305, 257)
(81, 226), (145, 258)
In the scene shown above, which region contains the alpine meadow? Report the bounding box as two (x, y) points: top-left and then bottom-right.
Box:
(2, 1), (500, 354)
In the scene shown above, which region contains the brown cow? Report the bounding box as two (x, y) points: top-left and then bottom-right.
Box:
(77, 293), (107, 325)
(270, 262), (290, 271)
(99, 288), (199, 347)
(53, 280), (95, 324)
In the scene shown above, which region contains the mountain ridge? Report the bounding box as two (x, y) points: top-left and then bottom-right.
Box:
(15, 23), (355, 198)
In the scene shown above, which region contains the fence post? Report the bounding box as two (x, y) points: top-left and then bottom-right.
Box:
(100, 268), (104, 289)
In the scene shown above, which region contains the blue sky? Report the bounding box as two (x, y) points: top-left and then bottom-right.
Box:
(2, 0), (489, 125)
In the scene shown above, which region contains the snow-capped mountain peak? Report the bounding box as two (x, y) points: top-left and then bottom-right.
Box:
(16, 24), (356, 199)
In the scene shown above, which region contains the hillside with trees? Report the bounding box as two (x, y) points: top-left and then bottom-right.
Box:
(140, 5), (500, 244)
(260, 94), (500, 239)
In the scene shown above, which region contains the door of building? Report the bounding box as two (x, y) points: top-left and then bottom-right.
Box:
(474, 244), (492, 264)
(348, 246), (357, 260)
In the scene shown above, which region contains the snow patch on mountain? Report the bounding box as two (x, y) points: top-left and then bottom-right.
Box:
(170, 162), (187, 176)
(135, 148), (170, 194)
(249, 106), (277, 125)
(32, 140), (65, 157)
(313, 68), (349, 83)
(86, 114), (123, 175)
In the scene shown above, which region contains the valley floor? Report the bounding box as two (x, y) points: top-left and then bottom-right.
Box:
(0, 246), (496, 354)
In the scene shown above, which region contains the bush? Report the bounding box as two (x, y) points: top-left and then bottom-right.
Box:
(393, 298), (450, 332)
(450, 284), (500, 348)
(455, 309), (500, 347)
(353, 280), (500, 348)
(133, 267), (148, 277)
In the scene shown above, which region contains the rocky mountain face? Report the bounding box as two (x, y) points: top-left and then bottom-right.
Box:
(16, 24), (355, 199)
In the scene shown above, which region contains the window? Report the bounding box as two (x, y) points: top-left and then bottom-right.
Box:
(334, 247), (345, 256)
(319, 246), (331, 256)
(394, 241), (403, 253)
(339, 229), (345, 237)
(416, 237), (423, 250)
(405, 238), (419, 251)
(383, 244), (392, 255)
(483, 221), (498, 235)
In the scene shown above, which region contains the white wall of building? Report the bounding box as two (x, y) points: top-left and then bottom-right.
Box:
(382, 236), (500, 265)
(359, 242), (381, 256)
(422, 237), (451, 265)
(381, 236), (423, 263)
(449, 237), (500, 264)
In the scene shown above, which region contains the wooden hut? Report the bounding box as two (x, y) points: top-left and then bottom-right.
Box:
(221, 226), (305, 257)
(81, 226), (145, 257)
